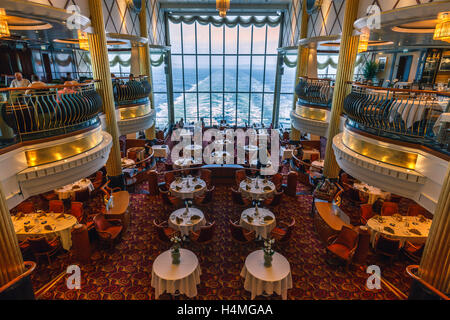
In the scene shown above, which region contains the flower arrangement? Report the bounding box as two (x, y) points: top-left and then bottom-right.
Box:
(170, 235), (182, 264)
(263, 238), (275, 267)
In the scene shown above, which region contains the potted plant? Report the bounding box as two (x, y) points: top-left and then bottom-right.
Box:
(362, 61), (379, 83)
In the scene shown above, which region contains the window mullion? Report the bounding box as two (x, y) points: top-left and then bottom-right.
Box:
(248, 25), (254, 126)
(235, 25), (239, 126)
(180, 22), (186, 121)
(195, 22), (199, 122)
(261, 25), (268, 124)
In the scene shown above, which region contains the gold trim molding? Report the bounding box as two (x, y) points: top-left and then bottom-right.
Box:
(342, 130), (418, 169)
(25, 129), (103, 167)
(119, 103), (151, 120)
(296, 105), (327, 121)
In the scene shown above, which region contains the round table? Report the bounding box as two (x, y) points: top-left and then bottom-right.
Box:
(184, 144), (203, 156)
(169, 207), (206, 237)
(353, 182), (391, 205)
(240, 207), (276, 239)
(173, 158), (202, 169)
(170, 177), (206, 199)
(54, 178), (94, 200)
(121, 158), (135, 168)
(12, 213), (77, 250)
(366, 215), (431, 247)
(151, 248), (201, 299)
(302, 149), (320, 161)
(240, 250), (292, 300)
(244, 145), (259, 152)
(239, 178), (276, 200)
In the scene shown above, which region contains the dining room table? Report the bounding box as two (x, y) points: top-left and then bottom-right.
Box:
(151, 248), (201, 299)
(54, 178), (94, 200)
(127, 147), (146, 161)
(366, 215), (432, 247)
(12, 212), (77, 250)
(302, 149), (321, 161)
(169, 176), (206, 200)
(240, 207), (276, 239)
(173, 157), (202, 169)
(239, 177), (276, 201)
(241, 250), (292, 300)
(168, 207), (206, 237)
(184, 144), (203, 156)
(353, 182), (391, 204)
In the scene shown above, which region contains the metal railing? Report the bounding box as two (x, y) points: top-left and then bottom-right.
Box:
(295, 76), (334, 108)
(0, 82), (102, 145)
(112, 76), (151, 106)
(344, 83), (450, 154)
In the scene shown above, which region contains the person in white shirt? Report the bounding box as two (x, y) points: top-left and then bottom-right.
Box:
(9, 72), (30, 88)
(25, 75), (47, 94)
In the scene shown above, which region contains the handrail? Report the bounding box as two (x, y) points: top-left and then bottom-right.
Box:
(295, 76), (334, 108)
(0, 82), (102, 142)
(344, 83), (450, 154)
(299, 76), (333, 82)
(406, 265), (449, 300)
(0, 81), (99, 93)
(113, 76), (151, 104)
(0, 261), (36, 295)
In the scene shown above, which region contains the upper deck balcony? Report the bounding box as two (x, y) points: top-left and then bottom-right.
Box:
(107, 76), (155, 135)
(290, 76), (342, 137)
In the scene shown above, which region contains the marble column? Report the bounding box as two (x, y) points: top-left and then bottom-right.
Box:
(140, 0), (156, 141)
(418, 164), (449, 294)
(322, 0), (360, 179)
(0, 184), (24, 287)
(291, 0), (309, 141)
(87, 0), (123, 187)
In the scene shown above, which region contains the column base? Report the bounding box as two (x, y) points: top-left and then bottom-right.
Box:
(108, 174), (125, 190)
(0, 261), (36, 300)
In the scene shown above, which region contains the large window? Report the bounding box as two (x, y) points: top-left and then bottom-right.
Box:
(169, 17), (281, 127)
(151, 51), (169, 129)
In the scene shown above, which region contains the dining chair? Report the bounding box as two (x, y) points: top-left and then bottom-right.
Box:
(229, 219), (255, 244)
(381, 202), (398, 216)
(360, 204), (374, 225)
(406, 204), (427, 217)
(193, 185), (215, 214)
(199, 168), (212, 188)
(49, 200), (64, 213)
(401, 241), (425, 263)
(270, 173), (283, 192)
(326, 226), (359, 271)
(231, 187), (251, 216)
(70, 202), (84, 223)
(374, 234), (401, 263)
(28, 236), (62, 264)
(153, 219), (178, 244)
(263, 191), (284, 215)
(164, 171), (175, 186)
(74, 188), (90, 203)
(93, 214), (123, 249)
(270, 218), (295, 244)
(159, 186), (182, 212)
(190, 221), (216, 247)
(17, 201), (35, 214)
(235, 169), (246, 188)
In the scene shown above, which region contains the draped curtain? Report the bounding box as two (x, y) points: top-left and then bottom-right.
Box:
(81, 52), (164, 67)
(168, 15), (282, 27)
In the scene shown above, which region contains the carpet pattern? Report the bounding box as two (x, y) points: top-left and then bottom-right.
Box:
(23, 176), (415, 300)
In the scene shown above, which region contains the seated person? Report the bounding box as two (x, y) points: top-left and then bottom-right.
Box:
(25, 75), (47, 94)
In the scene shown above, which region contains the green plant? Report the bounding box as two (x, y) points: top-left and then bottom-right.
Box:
(362, 61), (379, 80)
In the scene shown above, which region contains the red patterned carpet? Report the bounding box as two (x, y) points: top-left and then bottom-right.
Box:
(23, 177), (415, 300)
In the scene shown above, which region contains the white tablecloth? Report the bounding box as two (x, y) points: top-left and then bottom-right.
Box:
(281, 147), (293, 161)
(173, 158), (202, 169)
(121, 158), (135, 167)
(433, 112), (450, 135)
(54, 178), (94, 200)
(170, 177), (206, 199)
(184, 144), (203, 156)
(153, 145), (169, 158)
(366, 215), (431, 247)
(13, 213), (77, 250)
(302, 149), (320, 161)
(239, 178), (275, 200)
(353, 182), (391, 204)
(241, 250), (292, 300)
(169, 207), (206, 237)
(151, 249), (201, 299)
(240, 207), (276, 239)
(244, 145), (259, 152)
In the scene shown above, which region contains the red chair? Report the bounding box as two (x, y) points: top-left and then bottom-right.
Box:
(229, 219), (255, 244)
(93, 214), (123, 249)
(310, 153), (319, 163)
(235, 169), (246, 188)
(164, 172), (175, 186)
(374, 234), (401, 263)
(381, 202), (398, 216)
(263, 191), (284, 215)
(49, 200), (64, 213)
(190, 221), (216, 245)
(326, 226), (359, 270)
(17, 201), (35, 214)
(285, 171), (298, 197)
(407, 204), (427, 217)
(194, 185), (215, 213)
(360, 204), (374, 225)
(127, 150), (138, 162)
(200, 168), (212, 188)
(153, 219), (178, 244)
(70, 202), (84, 223)
(159, 187), (182, 211)
(270, 218), (295, 244)
(402, 241), (425, 263)
(270, 173), (283, 192)
(92, 171), (104, 190)
(231, 187), (251, 216)
(28, 236), (61, 264)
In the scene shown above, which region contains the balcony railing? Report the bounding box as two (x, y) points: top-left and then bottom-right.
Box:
(112, 76), (151, 106)
(344, 83), (450, 154)
(295, 76), (334, 108)
(0, 82), (102, 147)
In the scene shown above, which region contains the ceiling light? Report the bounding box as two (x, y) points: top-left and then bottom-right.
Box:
(357, 30), (369, 53)
(216, 0), (230, 18)
(0, 9), (10, 38)
(433, 12), (450, 43)
(78, 29), (89, 51)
